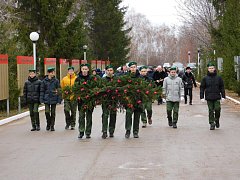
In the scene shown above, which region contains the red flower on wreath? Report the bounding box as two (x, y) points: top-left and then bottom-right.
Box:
(128, 80), (132, 83)
(77, 97), (81, 100)
(85, 95), (90, 99)
(95, 91), (99, 95)
(94, 77), (97, 81)
(83, 105), (88, 110)
(115, 89), (119, 94)
(124, 89), (127, 94)
(117, 79), (121, 83)
(154, 91), (157, 95)
(112, 96), (116, 100)
(137, 100), (142, 104)
(145, 91), (149, 95)
(127, 104), (133, 108)
(137, 89), (140, 93)
(106, 89), (111, 93)
(81, 88), (85, 91)
(83, 81), (87, 85)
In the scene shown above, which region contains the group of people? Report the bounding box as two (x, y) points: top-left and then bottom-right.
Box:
(23, 60), (225, 140)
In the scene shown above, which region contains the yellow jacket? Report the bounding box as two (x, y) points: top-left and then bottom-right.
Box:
(61, 73), (77, 100)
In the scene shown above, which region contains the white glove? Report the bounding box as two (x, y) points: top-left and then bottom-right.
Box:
(201, 99), (205, 103)
(221, 98), (225, 102)
(180, 97), (184, 101)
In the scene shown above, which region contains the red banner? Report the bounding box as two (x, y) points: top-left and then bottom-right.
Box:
(106, 60), (111, 65)
(0, 54), (8, 64)
(44, 58), (56, 65)
(17, 56), (34, 64)
(81, 60), (87, 64)
(72, 59), (80, 65)
(59, 59), (69, 64)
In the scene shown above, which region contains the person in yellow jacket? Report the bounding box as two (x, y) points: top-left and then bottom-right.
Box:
(61, 66), (77, 130)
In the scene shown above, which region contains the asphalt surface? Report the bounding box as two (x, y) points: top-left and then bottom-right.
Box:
(0, 89), (240, 180)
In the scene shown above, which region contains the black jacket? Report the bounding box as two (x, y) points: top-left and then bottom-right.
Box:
(40, 76), (62, 104)
(140, 75), (153, 82)
(200, 72), (225, 101)
(153, 71), (167, 86)
(23, 76), (42, 103)
(182, 72), (197, 89)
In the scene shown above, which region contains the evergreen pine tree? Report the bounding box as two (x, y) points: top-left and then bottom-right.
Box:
(85, 0), (131, 67)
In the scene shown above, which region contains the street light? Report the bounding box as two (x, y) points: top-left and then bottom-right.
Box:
(188, 51), (191, 64)
(197, 48), (200, 76)
(29, 32), (39, 70)
(83, 45), (88, 62)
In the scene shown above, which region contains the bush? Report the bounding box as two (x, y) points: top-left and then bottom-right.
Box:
(233, 81), (240, 96)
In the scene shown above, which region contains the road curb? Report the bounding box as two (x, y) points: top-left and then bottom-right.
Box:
(0, 106), (45, 126)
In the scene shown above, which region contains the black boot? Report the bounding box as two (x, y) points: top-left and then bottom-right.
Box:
(210, 123), (215, 130)
(125, 130), (130, 138)
(78, 132), (84, 139)
(215, 121), (220, 128)
(102, 132), (108, 139)
(86, 134), (91, 139)
(65, 125), (69, 130)
(172, 123), (177, 129)
(189, 101), (192, 105)
(50, 126), (55, 131)
(133, 133), (139, 138)
(36, 125), (40, 131)
(109, 132), (114, 138)
(31, 126), (36, 131)
(168, 120), (173, 127)
(46, 125), (50, 131)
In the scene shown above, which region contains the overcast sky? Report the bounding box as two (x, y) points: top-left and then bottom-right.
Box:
(122, 0), (181, 26)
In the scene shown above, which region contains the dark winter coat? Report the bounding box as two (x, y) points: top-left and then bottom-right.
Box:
(182, 72), (197, 89)
(40, 76), (62, 104)
(200, 72), (225, 101)
(153, 71), (167, 86)
(23, 76), (42, 104)
(140, 75), (153, 82)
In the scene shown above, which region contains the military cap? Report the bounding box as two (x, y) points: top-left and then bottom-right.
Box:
(47, 67), (55, 73)
(28, 69), (36, 73)
(80, 63), (90, 68)
(106, 65), (114, 70)
(139, 66), (148, 71)
(68, 66), (74, 71)
(128, 61), (137, 67)
(170, 66), (177, 71)
(186, 66), (191, 70)
(207, 62), (215, 67)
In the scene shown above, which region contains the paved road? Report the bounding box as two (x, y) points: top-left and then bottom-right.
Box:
(0, 89), (240, 180)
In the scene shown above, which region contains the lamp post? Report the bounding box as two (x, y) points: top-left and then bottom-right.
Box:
(83, 45), (88, 62)
(29, 32), (39, 70)
(188, 51), (191, 64)
(197, 48), (200, 76)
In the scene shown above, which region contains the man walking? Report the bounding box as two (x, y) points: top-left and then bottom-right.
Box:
(200, 62), (225, 130)
(101, 65), (117, 139)
(182, 66), (197, 105)
(75, 64), (94, 139)
(139, 66), (153, 128)
(153, 65), (167, 105)
(163, 66), (184, 128)
(40, 67), (62, 131)
(61, 66), (77, 130)
(125, 61), (141, 138)
(23, 69), (42, 131)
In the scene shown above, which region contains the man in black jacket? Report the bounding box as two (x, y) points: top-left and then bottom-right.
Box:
(153, 65), (167, 105)
(40, 67), (62, 131)
(182, 67), (197, 105)
(200, 62), (226, 130)
(23, 69), (42, 131)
